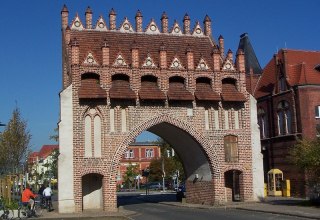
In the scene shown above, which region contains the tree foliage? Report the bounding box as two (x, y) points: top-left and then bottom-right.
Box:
(290, 138), (320, 186)
(148, 138), (185, 183)
(0, 107), (31, 174)
(123, 162), (139, 188)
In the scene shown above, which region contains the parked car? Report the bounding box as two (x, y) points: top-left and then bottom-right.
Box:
(148, 182), (167, 190)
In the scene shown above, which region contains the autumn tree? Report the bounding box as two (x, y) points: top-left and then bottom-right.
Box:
(290, 138), (320, 197)
(0, 107), (31, 174)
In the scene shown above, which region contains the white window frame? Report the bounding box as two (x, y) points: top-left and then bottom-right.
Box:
(124, 149), (134, 159)
(315, 106), (320, 118)
(145, 149), (154, 158)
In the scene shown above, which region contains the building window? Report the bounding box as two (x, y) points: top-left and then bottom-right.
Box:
(258, 108), (268, 138)
(224, 135), (238, 162)
(124, 149), (134, 159)
(277, 101), (291, 135)
(315, 106), (320, 118)
(145, 149), (154, 158)
(279, 76), (287, 92)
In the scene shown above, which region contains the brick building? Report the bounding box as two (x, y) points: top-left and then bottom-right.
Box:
(254, 49), (320, 197)
(58, 5), (263, 213)
(117, 142), (161, 186)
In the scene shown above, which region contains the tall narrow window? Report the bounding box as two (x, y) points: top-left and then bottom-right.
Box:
(279, 76), (286, 92)
(94, 115), (102, 157)
(84, 115), (92, 157)
(315, 106), (320, 118)
(258, 108), (268, 138)
(224, 135), (238, 162)
(277, 101), (291, 135)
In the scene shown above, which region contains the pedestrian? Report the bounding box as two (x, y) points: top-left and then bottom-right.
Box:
(38, 184), (46, 208)
(43, 185), (53, 211)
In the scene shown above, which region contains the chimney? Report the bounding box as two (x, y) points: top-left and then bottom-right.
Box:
(212, 46), (220, 71)
(227, 49), (233, 61)
(161, 12), (168, 33)
(135, 10), (143, 32)
(131, 41), (139, 68)
(183, 13), (191, 35)
(186, 46), (194, 70)
(236, 49), (245, 72)
(71, 38), (79, 65)
(159, 43), (167, 69)
(109, 8), (116, 30)
(102, 40), (110, 66)
(61, 4), (69, 30)
(203, 15), (211, 36)
(218, 35), (224, 57)
(85, 6), (93, 29)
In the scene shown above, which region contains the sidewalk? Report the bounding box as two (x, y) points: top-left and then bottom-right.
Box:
(34, 195), (320, 219)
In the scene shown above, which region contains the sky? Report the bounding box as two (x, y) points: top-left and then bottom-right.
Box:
(0, 0), (319, 151)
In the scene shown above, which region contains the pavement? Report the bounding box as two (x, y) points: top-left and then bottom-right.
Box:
(31, 193), (320, 220)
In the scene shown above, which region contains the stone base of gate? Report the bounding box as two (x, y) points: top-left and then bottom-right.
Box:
(185, 180), (215, 205)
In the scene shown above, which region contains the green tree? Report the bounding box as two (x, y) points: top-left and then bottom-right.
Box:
(148, 138), (185, 184)
(123, 163), (139, 189)
(290, 138), (320, 194)
(0, 107), (31, 174)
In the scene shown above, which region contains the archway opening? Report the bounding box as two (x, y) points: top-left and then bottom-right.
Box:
(117, 122), (214, 206)
(224, 170), (242, 202)
(82, 173), (103, 210)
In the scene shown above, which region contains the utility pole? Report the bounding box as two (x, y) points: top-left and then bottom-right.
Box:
(162, 158), (165, 192)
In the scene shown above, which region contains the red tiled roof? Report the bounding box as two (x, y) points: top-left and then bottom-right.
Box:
(254, 49), (320, 99)
(109, 80), (136, 99)
(221, 83), (246, 102)
(194, 82), (220, 101)
(167, 82), (194, 101)
(78, 78), (107, 99)
(38, 145), (59, 159)
(28, 152), (39, 164)
(139, 81), (166, 100)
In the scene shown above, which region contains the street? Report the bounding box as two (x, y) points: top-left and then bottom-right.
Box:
(118, 192), (310, 220)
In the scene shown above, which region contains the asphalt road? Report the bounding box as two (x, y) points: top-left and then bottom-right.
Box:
(118, 192), (310, 220)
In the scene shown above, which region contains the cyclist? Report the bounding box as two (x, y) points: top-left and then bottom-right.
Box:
(38, 184), (46, 208)
(21, 185), (37, 210)
(43, 185), (53, 211)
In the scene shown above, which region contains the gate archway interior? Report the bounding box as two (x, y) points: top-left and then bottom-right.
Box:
(82, 173), (103, 210)
(224, 170), (242, 202)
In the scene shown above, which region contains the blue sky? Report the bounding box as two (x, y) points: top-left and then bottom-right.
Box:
(0, 1), (319, 151)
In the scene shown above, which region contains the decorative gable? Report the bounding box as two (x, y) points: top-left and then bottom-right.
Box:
(170, 57), (184, 69)
(113, 54), (127, 66)
(94, 16), (108, 31)
(170, 21), (183, 35)
(196, 58), (209, 70)
(142, 55), (156, 68)
(192, 22), (204, 36)
(83, 52), (98, 65)
(145, 19), (160, 34)
(222, 59), (235, 71)
(71, 14), (84, 30)
(119, 18), (134, 33)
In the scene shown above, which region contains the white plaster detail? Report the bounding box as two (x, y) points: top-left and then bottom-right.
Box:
(187, 108), (193, 116)
(204, 110), (209, 130)
(119, 18), (134, 33)
(224, 110), (229, 129)
(170, 57), (183, 69)
(58, 85), (75, 213)
(250, 95), (265, 200)
(142, 55), (156, 67)
(234, 110), (240, 129)
(113, 54), (127, 66)
(71, 15), (84, 31)
(170, 22), (183, 35)
(94, 16), (108, 31)
(145, 20), (160, 34)
(89, 109), (96, 115)
(121, 108), (127, 132)
(83, 52), (98, 65)
(196, 58), (209, 70)
(84, 115), (92, 157)
(222, 59), (235, 71)
(94, 115), (102, 157)
(110, 108), (115, 132)
(192, 22), (204, 36)
(214, 109), (220, 129)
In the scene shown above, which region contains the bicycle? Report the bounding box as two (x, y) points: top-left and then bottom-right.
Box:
(17, 198), (43, 219)
(0, 196), (12, 220)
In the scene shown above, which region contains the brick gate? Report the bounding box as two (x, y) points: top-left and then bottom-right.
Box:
(58, 5), (264, 213)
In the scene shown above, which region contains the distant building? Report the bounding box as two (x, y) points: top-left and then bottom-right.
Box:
(117, 142), (161, 186)
(254, 49), (320, 197)
(28, 145), (59, 185)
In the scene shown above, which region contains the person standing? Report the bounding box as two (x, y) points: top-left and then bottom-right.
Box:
(42, 185), (53, 212)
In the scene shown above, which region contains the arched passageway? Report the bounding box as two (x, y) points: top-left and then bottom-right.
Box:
(82, 173), (104, 210)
